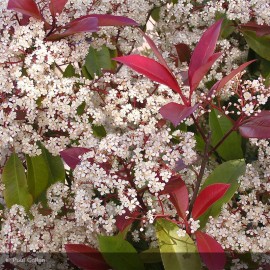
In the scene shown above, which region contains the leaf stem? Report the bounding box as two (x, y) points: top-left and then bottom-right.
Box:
(188, 132), (211, 218)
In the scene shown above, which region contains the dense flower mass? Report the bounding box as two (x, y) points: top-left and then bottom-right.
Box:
(0, 0), (270, 269)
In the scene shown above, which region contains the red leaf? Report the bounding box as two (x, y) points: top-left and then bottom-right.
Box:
(160, 175), (189, 220)
(188, 20), (223, 94)
(60, 147), (90, 169)
(192, 183), (230, 220)
(175, 43), (191, 64)
(49, 0), (67, 17)
(65, 244), (109, 270)
(240, 22), (270, 36)
(115, 210), (140, 232)
(159, 102), (198, 126)
(46, 17), (98, 41)
(189, 52), (222, 93)
(195, 231), (226, 270)
(114, 55), (181, 93)
(209, 60), (256, 96)
(140, 30), (170, 70)
(239, 111), (270, 139)
(7, 0), (42, 20)
(71, 14), (139, 27)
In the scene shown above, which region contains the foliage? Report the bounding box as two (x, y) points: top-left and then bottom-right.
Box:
(0, 0), (270, 270)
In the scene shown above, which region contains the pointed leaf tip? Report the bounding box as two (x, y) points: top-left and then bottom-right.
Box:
(114, 55), (181, 93)
(188, 19), (223, 95)
(192, 183), (230, 220)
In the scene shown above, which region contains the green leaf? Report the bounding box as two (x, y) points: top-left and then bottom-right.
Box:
(199, 159), (246, 227)
(85, 45), (113, 78)
(38, 143), (65, 185)
(209, 109), (243, 160)
(26, 154), (49, 202)
(77, 101), (86, 115)
(215, 13), (235, 39)
(82, 65), (93, 79)
(25, 144), (65, 204)
(63, 64), (77, 78)
(195, 134), (205, 153)
(92, 124), (106, 138)
(109, 48), (118, 71)
(2, 153), (33, 210)
(98, 235), (145, 270)
(155, 219), (201, 270)
(260, 58), (270, 86)
(151, 7), (160, 22)
(242, 30), (270, 61)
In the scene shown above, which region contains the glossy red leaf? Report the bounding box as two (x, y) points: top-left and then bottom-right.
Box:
(209, 60), (256, 96)
(46, 17), (98, 41)
(195, 231), (226, 270)
(71, 14), (139, 27)
(160, 175), (189, 220)
(114, 55), (181, 93)
(140, 30), (170, 70)
(189, 52), (222, 93)
(115, 210), (140, 232)
(7, 0), (42, 20)
(240, 22), (270, 36)
(49, 0), (67, 17)
(239, 111), (270, 139)
(175, 43), (191, 64)
(192, 183), (230, 220)
(65, 244), (109, 270)
(188, 20), (223, 94)
(60, 147), (90, 169)
(159, 102), (198, 127)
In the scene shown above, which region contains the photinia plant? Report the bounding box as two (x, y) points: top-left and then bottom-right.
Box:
(1, 1), (270, 270)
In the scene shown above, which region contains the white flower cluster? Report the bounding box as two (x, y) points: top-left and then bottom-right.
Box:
(206, 156), (270, 264)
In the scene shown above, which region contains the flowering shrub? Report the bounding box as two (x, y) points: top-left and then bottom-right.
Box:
(0, 0), (270, 269)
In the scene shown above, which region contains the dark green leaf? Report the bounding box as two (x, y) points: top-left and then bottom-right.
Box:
(92, 124), (106, 138)
(26, 154), (49, 202)
(77, 101), (86, 115)
(199, 159), (246, 227)
(242, 30), (270, 61)
(82, 65), (93, 79)
(85, 45), (113, 78)
(98, 235), (145, 270)
(63, 64), (77, 78)
(3, 153), (33, 210)
(155, 219), (201, 270)
(195, 134), (205, 153)
(216, 13), (235, 39)
(260, 58), (270, 86)
(151, 7), (160, 22)
(38, 143), (65, 185)
(209, 109), (243, 160)
(109, 48), (118, 71)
